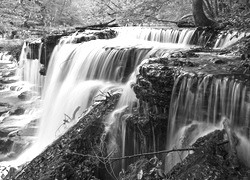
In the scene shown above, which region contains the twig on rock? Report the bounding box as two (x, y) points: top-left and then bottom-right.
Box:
(69, 147), (196, 163)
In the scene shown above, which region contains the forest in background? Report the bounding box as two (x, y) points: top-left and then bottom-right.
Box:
(0, 0), (250, 37)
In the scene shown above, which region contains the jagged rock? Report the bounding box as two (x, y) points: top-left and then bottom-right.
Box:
(133, 58), (175, 108)
(18, 91), (32, 100)
(166, 130), (249, 180)
(0, 139), (13, 155)
(10, 107), (25, 116)
(121, 130), (250, 180)
(0, 77), (18, 84)
(121, 157), (166, 180)
(214, 59), (226, 64)
(0, 130), (9, 138)
(0, 103), (11, 116)
(133, 53), (250, 118)
(39, 65), (46, 76)
(133, 58), (175, 123)
(0, 108), (10, 117)
(0, 83), (6, 90)
(2, 71), (15, 78)
(10, 93), (120, 180)
(9, 85), (23, 91)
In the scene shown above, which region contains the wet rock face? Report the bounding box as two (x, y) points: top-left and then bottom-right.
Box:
(133, 51), (250, 117)
(10, 107), (25, 116)
(0, 139), (13, 154)
(132, 52), (250, 179)
(133, 58), (175, 110)
(121, 130), (250, 180)
(166, 130), (250, 180)
(0, 103), (11, 116)
(10, 94), (120, 180)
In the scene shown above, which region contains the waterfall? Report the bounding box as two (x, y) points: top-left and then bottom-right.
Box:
(166, 74), (250, 169)
(214, 31), (247, 49)
(6, 34), (192, 167)
(38, 37), (192, 150)
(1, 27), (249, 178)
(116, 27), (199, 45)
(17, 41), (45, 93)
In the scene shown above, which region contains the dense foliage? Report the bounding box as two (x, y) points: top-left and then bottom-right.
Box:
(202, 0), (250, 29)
(86, 0), (192, 25)
(0, 0), (81, 33)
(0, 0), (250, 33)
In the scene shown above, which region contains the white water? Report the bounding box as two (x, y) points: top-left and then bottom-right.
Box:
(1, 27), (249, 177)
(17, 41), (45, 93)
(166, 74), (250, 169)
(1, 34), (192, 170)
(117, 27), (249, 49)
(166, 121), (222, 171)
(214, 31), (247, 49)
(37, 38), (191, 155)
(116, 27), (196, 44)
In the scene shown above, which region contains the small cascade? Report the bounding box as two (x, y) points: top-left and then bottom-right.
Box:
(17, 41), (45, 93)
(214, 31), (247, 49)
(0, 52), (14, 62)
(0, 43), (42, 172)
(117, 27), (250, 49)
(167, 74), (250, 169)
(116, 27), (200, 45)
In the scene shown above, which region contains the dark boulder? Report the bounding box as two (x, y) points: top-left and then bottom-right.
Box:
(18, 91), (32, 100)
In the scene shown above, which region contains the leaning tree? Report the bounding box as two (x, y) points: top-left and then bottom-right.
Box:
(192, 0), (217, 27)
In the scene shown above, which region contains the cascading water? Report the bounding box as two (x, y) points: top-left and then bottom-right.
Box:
(17, 40), (45, 93)
(214, 31), (248, 49)
(5, 32), (193, 169)
(1, 27), (249, 179)
(38, 38), (194, 152)
(116, 27), (197, 44)
(0, 42), (43, 175)
(166, 74), (250, 169)
(115, 27), (217, 47)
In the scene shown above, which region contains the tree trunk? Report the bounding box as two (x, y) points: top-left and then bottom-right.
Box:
(214, 0), (219, 17)
(192, 0), (216, 27)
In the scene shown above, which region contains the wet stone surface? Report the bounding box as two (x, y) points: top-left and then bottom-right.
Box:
(9, 94), (120, 180)
(166, 130), (250, 180)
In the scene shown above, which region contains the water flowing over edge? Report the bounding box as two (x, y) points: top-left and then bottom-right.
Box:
(0, 27), (249, 178)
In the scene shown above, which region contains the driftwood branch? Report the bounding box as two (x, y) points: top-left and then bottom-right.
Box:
(179, 13), (193, 21)
(222, 116), (240, 169)
(145, 14), (195, 27)
(69, 147), (196, 163)
(217, 140), (229, 146)
(75, 19), (117, 31)
(109, 148), (196, 161)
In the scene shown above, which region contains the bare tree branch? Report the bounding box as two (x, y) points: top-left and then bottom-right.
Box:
(69, 147), (196, 163)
